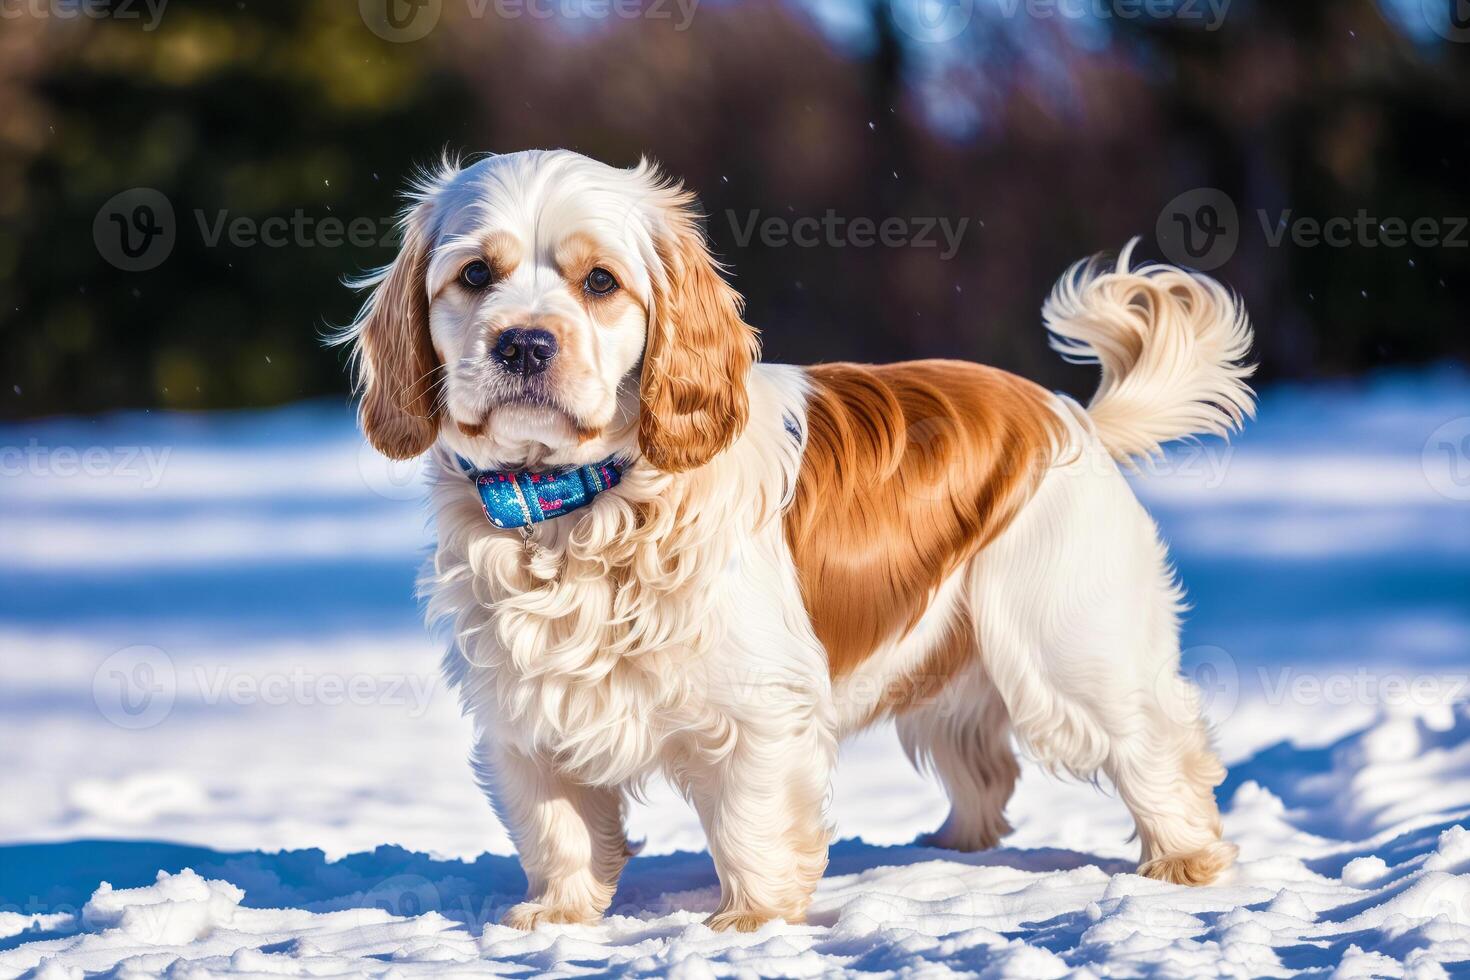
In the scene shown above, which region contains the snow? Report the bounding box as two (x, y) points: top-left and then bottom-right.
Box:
(1, 367), (1468, 977)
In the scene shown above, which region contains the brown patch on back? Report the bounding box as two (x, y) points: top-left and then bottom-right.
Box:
(786, 360), (1067, 679)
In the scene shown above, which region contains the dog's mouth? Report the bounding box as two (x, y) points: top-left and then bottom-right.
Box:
(447, 360), (613, 448)
(492, 389), (560, 413)
(455, 391), (601, 443)
(453, 365), (564, 419)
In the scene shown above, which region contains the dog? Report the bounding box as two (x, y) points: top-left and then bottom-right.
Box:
(343, 149), (1254, 932)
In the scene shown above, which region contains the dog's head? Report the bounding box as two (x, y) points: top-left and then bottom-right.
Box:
(345, 150), (759, 472)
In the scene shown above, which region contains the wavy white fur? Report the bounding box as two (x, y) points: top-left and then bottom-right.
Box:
(1044, 237), (1256, 462)
(431, 364), (833, 928)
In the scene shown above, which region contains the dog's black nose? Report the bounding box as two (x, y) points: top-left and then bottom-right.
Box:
(493, 328), (558, 377)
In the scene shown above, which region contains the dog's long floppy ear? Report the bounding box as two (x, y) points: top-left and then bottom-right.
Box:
(638, 177), (760, 473)
(348, 202), (441, 460)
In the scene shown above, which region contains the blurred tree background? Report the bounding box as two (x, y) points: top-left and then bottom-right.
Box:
(1, 0), (1466, 418)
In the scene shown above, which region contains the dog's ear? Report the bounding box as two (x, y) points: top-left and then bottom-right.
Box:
(638, 178), (760, 473)
(350, 203), (441, 460)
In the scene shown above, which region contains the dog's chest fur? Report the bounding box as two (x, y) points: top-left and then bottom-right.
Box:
(426, 365), (822, 784)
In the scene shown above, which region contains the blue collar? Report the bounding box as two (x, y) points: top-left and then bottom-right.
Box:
(454, 454), (624, 529)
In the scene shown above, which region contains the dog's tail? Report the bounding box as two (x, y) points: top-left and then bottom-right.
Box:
(1043, 238), (1257, 463)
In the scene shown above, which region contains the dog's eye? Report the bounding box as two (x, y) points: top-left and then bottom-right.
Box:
(460, 260), (493, 290)
(585, 268), (618, 295)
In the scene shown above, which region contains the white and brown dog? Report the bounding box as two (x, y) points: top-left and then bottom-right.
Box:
(344, 149), (1254, 931)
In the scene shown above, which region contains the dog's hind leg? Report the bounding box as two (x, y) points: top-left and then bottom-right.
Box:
(1108, 690), (1237, 884)
(967, 447), (1236, 885)
(896, 663), (1020, 852)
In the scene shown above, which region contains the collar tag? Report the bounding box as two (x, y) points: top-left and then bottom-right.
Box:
(455, 455), (623, 529)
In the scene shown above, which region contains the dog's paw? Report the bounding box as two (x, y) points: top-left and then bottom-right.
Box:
(502, 901), (598, 930)
(703, 909), (776, 932)
(914, 826), (1006, 853)
(1138, 841), (1238, 886)
(914, 830), (954, 850)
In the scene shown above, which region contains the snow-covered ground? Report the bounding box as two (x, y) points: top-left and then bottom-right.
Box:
(1, 368), (1468, 977)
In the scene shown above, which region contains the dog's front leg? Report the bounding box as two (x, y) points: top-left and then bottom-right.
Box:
(684, 718), (833, 931)
(487, 745), (630, 929)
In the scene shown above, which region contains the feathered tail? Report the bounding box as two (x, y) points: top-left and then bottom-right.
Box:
(1043, 238), (1256, 462)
